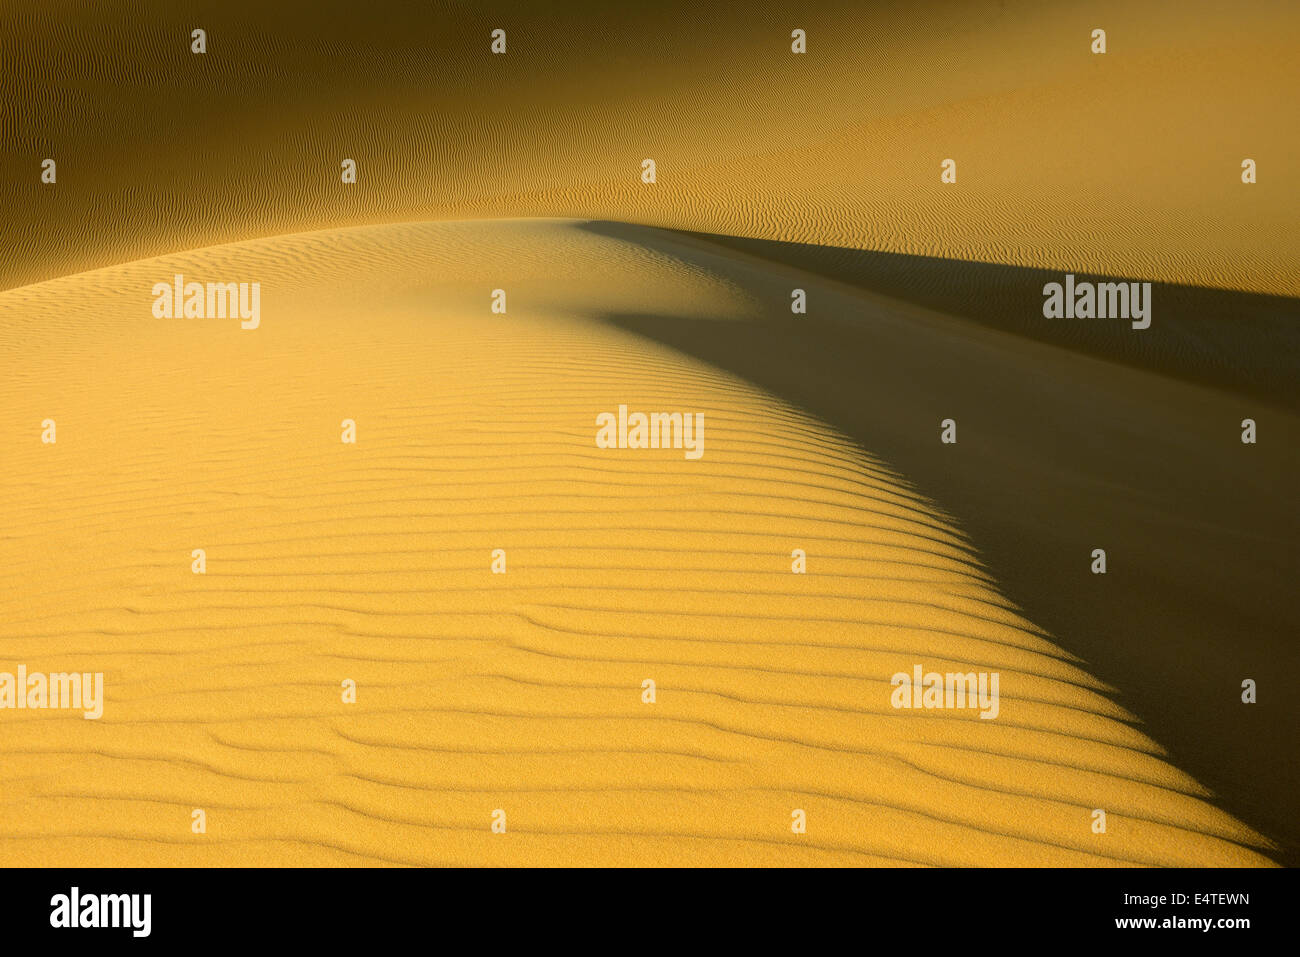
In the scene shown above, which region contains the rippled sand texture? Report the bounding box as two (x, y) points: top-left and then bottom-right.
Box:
(2, 0), (1297, 294)
(0, 221), (1277, 865)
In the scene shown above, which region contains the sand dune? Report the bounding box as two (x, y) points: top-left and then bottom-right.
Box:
(590, 221), (1300, 864)
(2, 0), (1297, 294)
(2, 0), (1293, 869)
(0, 219), (1278, 865)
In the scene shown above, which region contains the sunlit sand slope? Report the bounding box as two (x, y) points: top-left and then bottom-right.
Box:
(0, 220), (1274, 865)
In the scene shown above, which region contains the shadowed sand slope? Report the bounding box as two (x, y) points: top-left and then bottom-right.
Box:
(0, 219), (1277, 865)
(667, 231), (1300, 411)
(2, 0), (1297, 294)
(585, 222), (1300, 864)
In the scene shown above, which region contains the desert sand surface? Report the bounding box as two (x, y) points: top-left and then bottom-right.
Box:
(598, 222), (1300, 865)
(0, 219), (1283, 866)
(2, 0), (1295, 868)
(2, 0), (1297, 294)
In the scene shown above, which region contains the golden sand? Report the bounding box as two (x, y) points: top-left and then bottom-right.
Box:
(0, 220), (1278, 865)
(2, 0), (1297, 295)
(1, 0), (1293, 868)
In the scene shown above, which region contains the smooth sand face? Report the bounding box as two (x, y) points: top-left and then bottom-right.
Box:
(0, 220), (1277, 865)
(2, 0), (1297, 294)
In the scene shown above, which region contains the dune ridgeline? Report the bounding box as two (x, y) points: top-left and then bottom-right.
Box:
(1, 0), (1295, 865)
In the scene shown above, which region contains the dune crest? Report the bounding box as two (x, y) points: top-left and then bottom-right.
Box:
(0, 219), (1275, 866)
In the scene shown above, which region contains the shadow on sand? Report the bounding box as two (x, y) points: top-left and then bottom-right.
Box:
(581, 221), (1300, 864)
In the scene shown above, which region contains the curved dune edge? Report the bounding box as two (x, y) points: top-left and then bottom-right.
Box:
(3, 0), (1298, 296)
(0, 218), (1276, 866)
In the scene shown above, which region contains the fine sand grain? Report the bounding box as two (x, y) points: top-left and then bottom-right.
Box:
(2, 0), (1297, 294)
(0, 220), (1279, 865)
